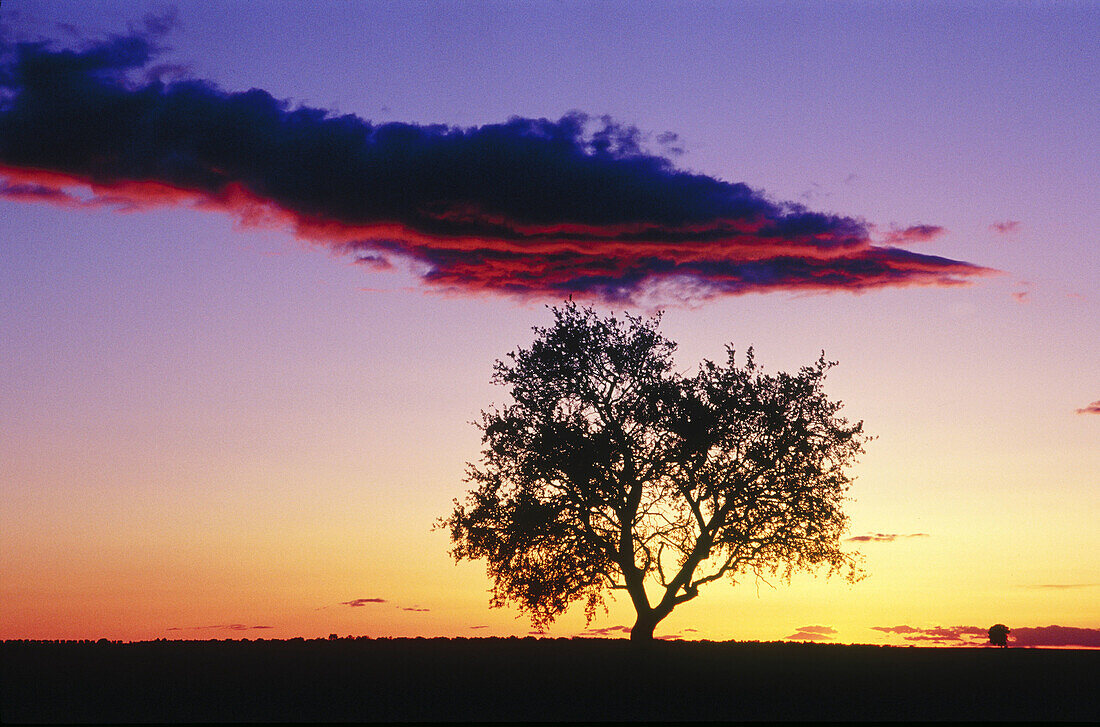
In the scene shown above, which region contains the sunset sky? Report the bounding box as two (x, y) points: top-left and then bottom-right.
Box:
(1, 1), (1097, 648)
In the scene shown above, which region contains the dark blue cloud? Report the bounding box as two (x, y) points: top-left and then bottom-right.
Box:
(0, 27), (995, 303)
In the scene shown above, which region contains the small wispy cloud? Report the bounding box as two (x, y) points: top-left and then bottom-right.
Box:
(846, 532), (929, 543)
(990, 220), (1021, 234)
(399, 606), (430, 612)
(341, 598), (387, 607)
(882, 224), (946, 245)
(1011, 279), (1031, 304)
(1075, 400), (1100, 415)
(577, 625), (632, 637)
(1022, 583), (1100, 590)
(0, 180), (79, 204)
(354, 253), (393, 271)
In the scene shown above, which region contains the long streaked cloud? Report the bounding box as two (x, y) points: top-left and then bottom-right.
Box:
(0, 26), (996, 304)
(338, 597), (430, 612)
(167, 624), (273, 631)
(1023, 583), (1100, 590)
(576, 625), (632, 637)
(1013, 626), (1100, 648)
(846, 532), (929, 543)
(1076, 400), (1100, 415)
(871, 625), (986, 644)
(872, 624), (1100, 648)
(786, 625), (837, 641)
(571, 624), (697, 639)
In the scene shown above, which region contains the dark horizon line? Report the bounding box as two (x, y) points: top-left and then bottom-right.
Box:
(7, 636), (1096, 650)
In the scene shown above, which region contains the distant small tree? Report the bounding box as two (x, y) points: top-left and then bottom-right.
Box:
(988, 624), (1010, 648)
(441, 302), (867, 641)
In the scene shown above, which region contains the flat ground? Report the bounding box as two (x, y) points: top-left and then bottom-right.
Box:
(3, 638), (1097, 722)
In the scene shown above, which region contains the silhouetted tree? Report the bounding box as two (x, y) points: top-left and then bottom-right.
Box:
(988, 624), (1010, 648)
(441, 302), (867, 641)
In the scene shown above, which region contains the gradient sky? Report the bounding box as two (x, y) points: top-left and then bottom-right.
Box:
(1, 1), (1097, 647)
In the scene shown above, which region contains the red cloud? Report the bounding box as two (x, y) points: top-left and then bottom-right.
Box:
(1, 165), (996, 304)
(1075, 400), (1100, 415)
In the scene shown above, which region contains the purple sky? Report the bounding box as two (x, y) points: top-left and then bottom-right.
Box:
(1, 1), (1097, 644)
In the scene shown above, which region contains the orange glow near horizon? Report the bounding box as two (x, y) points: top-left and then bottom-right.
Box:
(2, 2), (1097, 652)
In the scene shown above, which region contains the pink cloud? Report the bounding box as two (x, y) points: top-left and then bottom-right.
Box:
(1012, 626), (1100, 648)
(873, 624), (1100, 648)
(872, 625), (987, 644)
(990, 220), (1021, 234)
(882, 224), (946, 244)
(786, 625), (837, 641)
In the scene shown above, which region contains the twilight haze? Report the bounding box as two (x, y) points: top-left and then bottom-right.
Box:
(1, 1), (1097, 647)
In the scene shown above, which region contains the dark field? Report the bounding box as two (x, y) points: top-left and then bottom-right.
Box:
(3, 638), (1097, 722)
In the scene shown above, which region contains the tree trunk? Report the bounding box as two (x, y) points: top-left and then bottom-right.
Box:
(630, 612), (657, 642)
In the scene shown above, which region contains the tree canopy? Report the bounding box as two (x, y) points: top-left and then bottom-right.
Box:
(441, 302), (867, 641)
(988, 624), (1010, 648)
